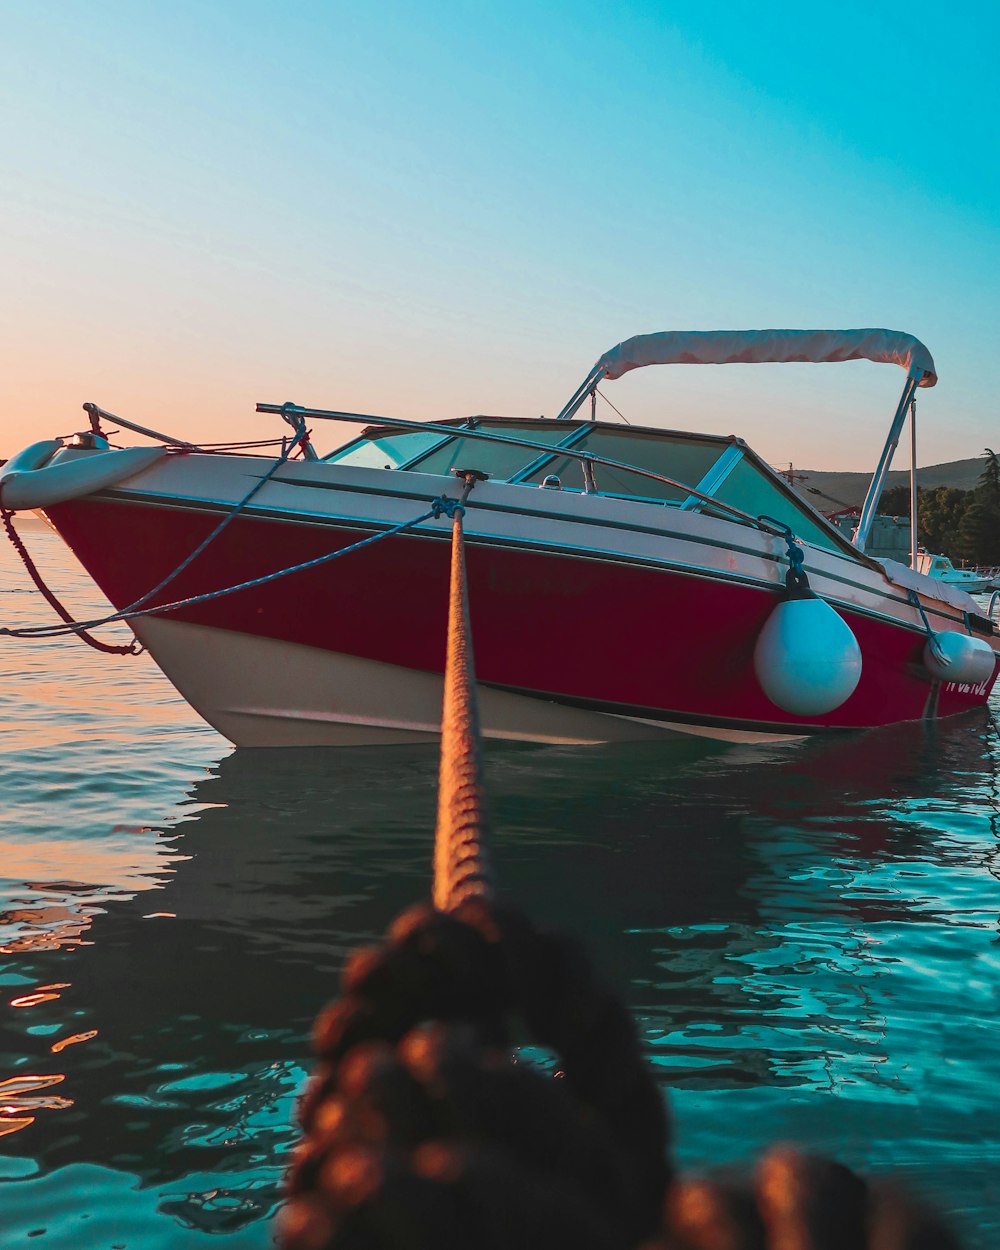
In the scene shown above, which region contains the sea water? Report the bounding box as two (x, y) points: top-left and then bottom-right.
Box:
(1, 520), (998, 1248)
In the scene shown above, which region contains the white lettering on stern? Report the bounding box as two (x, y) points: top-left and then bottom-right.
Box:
(943, 679), (991, 697)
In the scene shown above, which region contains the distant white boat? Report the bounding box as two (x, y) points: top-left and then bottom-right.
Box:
(916, 552), (994, 594)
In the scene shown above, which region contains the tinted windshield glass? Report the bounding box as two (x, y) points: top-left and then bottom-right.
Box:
(407, 422), (576, 480)
(326, 430), (450, 469)
(523, 430), (725, 502)
(710, 459), (840, 551)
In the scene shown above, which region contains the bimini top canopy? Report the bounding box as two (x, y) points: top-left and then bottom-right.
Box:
(596, 328), (937, 388)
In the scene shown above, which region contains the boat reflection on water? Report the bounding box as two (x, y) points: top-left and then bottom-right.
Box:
(2, 709), (998, 1240)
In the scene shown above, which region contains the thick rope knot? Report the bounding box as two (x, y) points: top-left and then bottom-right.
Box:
(283, 901), (962, 1249)
(282, 901), (672, 1250)
(431, 496), (465, 520)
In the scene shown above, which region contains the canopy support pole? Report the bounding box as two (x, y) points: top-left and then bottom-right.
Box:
(555, 366), (604, 421)
(853, 368), (921, 552)
(909, 396), (918, 571)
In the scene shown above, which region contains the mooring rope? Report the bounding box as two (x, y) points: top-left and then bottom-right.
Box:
(0, 424), (307, 651)
(908, 588), (949, 666)
(279, 467), (670, 1248)
(0, 508), (142, 655)
(1, 494), (454, 644)
(432, 471), (494, 914)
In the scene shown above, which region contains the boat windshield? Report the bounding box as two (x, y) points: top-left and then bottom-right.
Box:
(704, 458), (843, 552)
(520, 429), (723, 503)
(325, 428), (452, 470)
(327, 418), (847, 553)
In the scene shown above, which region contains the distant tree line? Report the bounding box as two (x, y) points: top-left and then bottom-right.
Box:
(878, 448), (1000, 565)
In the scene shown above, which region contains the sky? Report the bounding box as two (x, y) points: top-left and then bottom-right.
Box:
(2, 0), (998, 470)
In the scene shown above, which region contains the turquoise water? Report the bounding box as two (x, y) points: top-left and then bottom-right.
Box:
(2, 521), (998, 1248)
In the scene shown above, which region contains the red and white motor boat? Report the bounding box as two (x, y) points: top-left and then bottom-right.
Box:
(2, 328), (998, 746)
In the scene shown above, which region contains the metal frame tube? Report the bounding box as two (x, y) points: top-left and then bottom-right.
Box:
(508, 422), (592, 484)
(909, 397), (918, 570)
(555, 366), (605, 420)
(680, 444), (745, 511)
(853, 369), (920, 551)
(82, 402), (197, 449)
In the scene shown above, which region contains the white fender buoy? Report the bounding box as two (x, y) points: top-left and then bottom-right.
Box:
(0, 446), (166, 512)
(753, 596), (862, 717)
(923, 631), (997, 685)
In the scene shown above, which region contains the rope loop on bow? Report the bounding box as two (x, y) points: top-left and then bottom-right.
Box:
(758, 515), (812, 597)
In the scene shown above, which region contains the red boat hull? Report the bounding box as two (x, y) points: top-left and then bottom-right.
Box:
(43, 495), (997, 742)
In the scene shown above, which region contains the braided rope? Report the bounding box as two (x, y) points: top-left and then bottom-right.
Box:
(432, 477), (493, 913)
(1, 500), (456, 643)
(0, 509), (141, 655)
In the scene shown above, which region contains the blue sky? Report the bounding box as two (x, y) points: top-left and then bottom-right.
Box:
(3, 0), (997, 468)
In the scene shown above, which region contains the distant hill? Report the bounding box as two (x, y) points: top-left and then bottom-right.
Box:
(787, 457), (987, 512)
